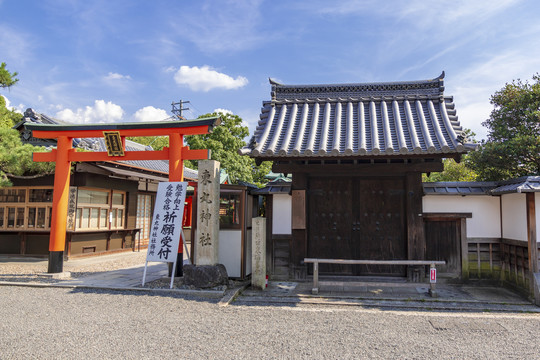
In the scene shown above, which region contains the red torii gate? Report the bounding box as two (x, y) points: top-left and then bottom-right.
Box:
(26, 117), (220, 273)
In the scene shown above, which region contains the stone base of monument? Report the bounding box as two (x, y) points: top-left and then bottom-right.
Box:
(183, 264), (229, 289)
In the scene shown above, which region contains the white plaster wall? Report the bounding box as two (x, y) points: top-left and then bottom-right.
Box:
(534, 193), (540, 242)
(501, 193), (527, 241)
(272, 194), (292, 235)
(218, 230), (242, 278)
(423, 195), (501, 238)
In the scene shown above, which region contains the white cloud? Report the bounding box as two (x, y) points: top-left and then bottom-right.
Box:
(104, 72), (132, 81)
(213, 108), (233, 115)
(174, 65), (248, 91)
(1, 95), (24, 114)
(164, 66), (177, 73)
(55, 100), (124, 124)
(132, 106), (169, 122)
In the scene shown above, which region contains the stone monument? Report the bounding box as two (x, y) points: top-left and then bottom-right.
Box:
(195, 160), (220, 265)
(252, 217), (266, 290)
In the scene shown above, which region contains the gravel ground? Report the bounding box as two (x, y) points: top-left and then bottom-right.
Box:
(0, 286), (539, 359)
(0, 251), (148, 283)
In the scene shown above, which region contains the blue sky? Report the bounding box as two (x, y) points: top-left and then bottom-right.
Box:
(1, 0), (540, 140)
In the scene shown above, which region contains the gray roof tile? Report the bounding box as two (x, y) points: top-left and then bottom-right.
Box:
(242, 73), (475, 158)
(491, 176), (540, 194)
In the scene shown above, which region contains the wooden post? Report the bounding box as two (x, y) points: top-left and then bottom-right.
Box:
(406, 172), (425, 281)
(460, 218), (469, 281)
(48, 136), (72, 273)
(291, 173), (307, 279)
(526, 193), (538, 273)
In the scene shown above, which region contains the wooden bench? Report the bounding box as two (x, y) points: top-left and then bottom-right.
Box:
(303, 258), (446, 297)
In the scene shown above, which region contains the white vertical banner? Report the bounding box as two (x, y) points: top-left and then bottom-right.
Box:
(142, 182), (187, 287)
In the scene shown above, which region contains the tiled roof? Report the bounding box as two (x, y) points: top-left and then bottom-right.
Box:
(423, 182), (497, 195)
(251, 179), (291, 195)
(241, 73), (475, 158)
(491, 176), (540, 194)
(423, 177), (540, 195)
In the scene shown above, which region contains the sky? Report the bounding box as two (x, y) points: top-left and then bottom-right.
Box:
(1, 0), (540, 140)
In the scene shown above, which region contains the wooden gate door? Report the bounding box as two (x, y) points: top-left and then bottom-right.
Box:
(424, 219), (461, 276)
(354, 178), (407, 275)
(308, 177), (353, 275)
(308, 177), (406, 276)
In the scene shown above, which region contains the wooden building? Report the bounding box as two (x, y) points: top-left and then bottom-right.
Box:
(240, 73), (475, 279)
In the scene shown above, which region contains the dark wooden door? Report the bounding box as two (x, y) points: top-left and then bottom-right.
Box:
(354, 178), (406, 275)
(308, 178), (353, 274)
(308, 177), (406, 276)
(424, 219), (461, 275)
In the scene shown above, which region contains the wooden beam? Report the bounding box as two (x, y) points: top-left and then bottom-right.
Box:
(182, 147), (210, 160)
(33, 148), (172, 162)
(272, 161), (443, 175)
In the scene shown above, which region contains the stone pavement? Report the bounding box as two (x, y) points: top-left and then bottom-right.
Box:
(60, 262), (169, 288)
(237, 277), (540, 312)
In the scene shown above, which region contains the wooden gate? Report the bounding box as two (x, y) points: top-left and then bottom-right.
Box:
(424, 219), (461, 276)
(308, 177), (406, 276)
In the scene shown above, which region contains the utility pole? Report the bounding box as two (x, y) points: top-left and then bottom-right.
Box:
(171, 100), (190, 120)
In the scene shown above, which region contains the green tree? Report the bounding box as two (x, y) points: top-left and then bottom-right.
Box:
(0, 128), (56, 187)
(0, 63), (55, 186)
(423, 129), (478, 182)
(0, 62), (18, 88)
(185, 112), (271, 186)
(0, 95), (21, 128)
(423, 157), (477, 182)
(126, 135), (169, 151)
(468, 74), (540, 180)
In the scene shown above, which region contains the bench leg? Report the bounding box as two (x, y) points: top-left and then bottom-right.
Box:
(312, 262), (319, 295)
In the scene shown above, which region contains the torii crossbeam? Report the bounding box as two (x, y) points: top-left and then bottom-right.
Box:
(26, 117), (220, 273)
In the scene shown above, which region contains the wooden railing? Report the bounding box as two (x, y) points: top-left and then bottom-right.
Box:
(303, 258), (446, 296)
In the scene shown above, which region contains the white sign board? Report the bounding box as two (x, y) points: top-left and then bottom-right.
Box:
(146, 182), (187, 263)
(430, 267), (437, 284)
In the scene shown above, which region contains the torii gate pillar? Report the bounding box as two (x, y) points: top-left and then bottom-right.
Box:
(48, 136), (73, 273)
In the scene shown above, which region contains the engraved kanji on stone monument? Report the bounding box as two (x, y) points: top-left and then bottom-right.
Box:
(195, 160), (220, 265)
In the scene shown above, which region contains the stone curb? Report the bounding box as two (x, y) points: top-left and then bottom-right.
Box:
(0, 281), (225, 298)
(219, 283), (250, 307)
(240, 290), (533, 306)
(235, 295), (540, 313)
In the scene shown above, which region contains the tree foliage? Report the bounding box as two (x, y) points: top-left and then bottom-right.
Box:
(185, 112), (271, 186)
(126, 135), (169, 151)
(0, 63), (55, 186)
(423, 129), (478, 182)
(468, 74), (540, 180)
(423, 157), (477, 182)
(0, 62), (18, 88)
(0, 95), (21, 128)
(0, 128), (55, 187)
